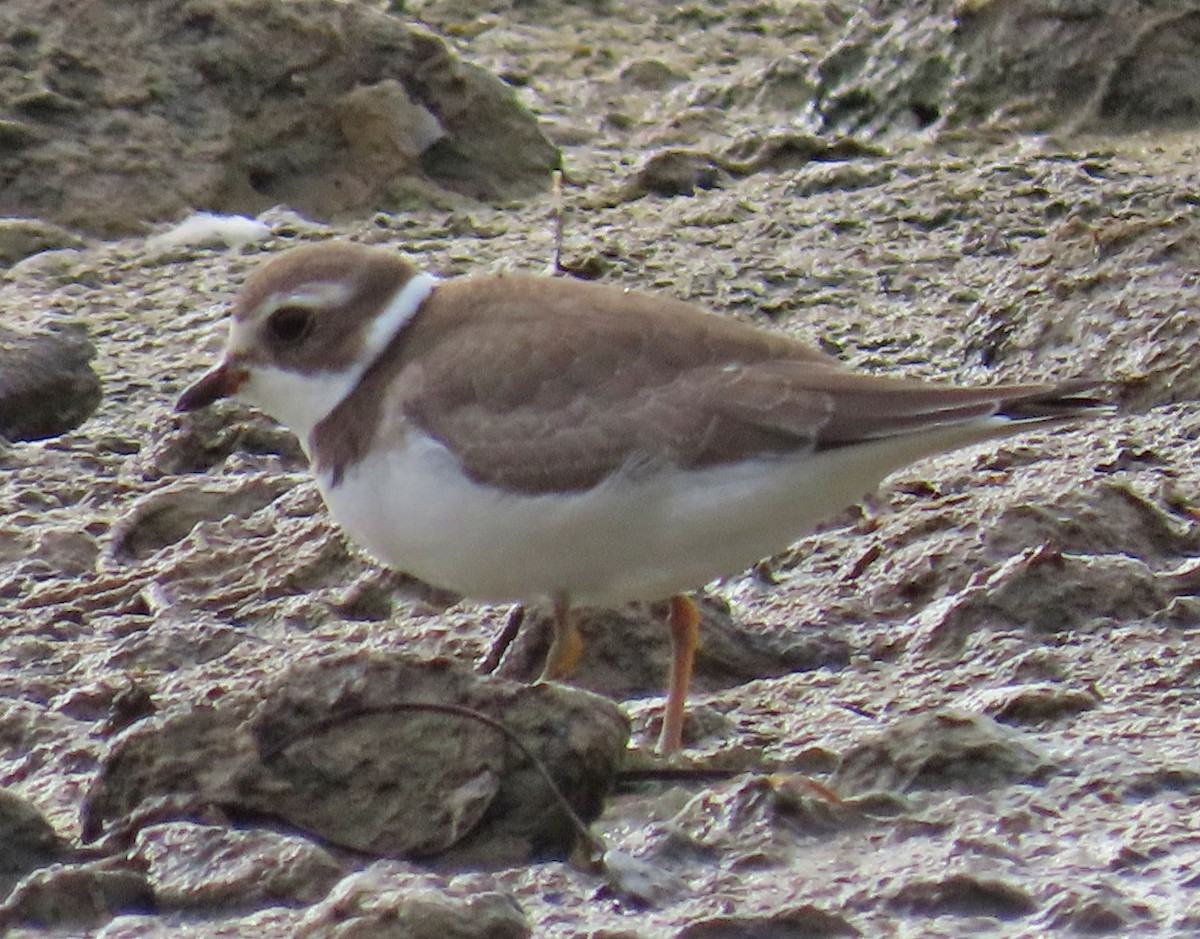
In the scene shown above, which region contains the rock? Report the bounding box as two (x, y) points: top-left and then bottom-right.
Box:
(912, 545), (1168, 651)
(0, 119), (36, 149)
(100, 621), (247, 676)
(985, 481), (1200, 562)
(810, 0), (1200, 138)
(676, 904), (861, 938)
(1089, 8), (1200, 130)
(833, 711), (1054, 795)
(620, 135), (885, 203)
(2, 247), (85, 284)
(132, 821), (344, 912)
(296, 872), (529, 939)
(619, 58), (685, 91)
(0, 788), (68, 900)
(597, 848), (689, 908)
(252, 654), (628, 868)
(0, 324), (101, 441)
(625, 149), (728, 198)
(959, 681), (1099, 725)
(1042, 883), (1156, 932)
(338, 80), (447, 166)
(0, 861), (154, 932)
(0, 217), (83, 265)
(0, 0), (560, 235)
(108, 475), (297, 561)
(33, 528), (100, 577)
(884, 873), (1036, 919)
(665, 774), (871, 850)
(83, 653), (628, 868)
(1121, 765), (1200, 801)
(718, 132), (883, 176)
(147, 407), (308, 477)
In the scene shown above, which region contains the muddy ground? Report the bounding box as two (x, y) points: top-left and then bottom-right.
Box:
(3, 0), (1200, 937)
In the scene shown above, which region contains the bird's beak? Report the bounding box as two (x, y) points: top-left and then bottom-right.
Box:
(175, 362), (248, 412)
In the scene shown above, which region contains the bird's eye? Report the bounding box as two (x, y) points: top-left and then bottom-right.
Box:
(266, 306), (313, 345)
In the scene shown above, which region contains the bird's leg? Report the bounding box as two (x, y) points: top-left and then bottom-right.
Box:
(540, 596), (583, 681)
(658, 594), (700, 755)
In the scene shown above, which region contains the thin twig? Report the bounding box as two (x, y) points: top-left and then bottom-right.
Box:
(550, 169), (566, 274)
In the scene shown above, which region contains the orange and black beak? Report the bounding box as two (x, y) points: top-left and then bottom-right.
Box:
(175, 363), (248, 412)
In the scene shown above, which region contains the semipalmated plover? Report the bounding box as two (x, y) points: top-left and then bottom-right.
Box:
(177, 242), (1108, 753)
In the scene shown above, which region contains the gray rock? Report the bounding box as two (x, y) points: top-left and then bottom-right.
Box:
(833, 710), (1054, 795)
(297, 873), (529, 939)
(84, 653), (628, 868)
(0, 861), (154, 932)
(0, 217), (83, 265)
(0, 323), (101, 441)
(884, 873), (1035, 919)
(0, 0), (560, 235)
(676, 904), (860, 938)
(132, 822), (344, 913)
(810, 0), (1200, 138)
(0, 788), (68, 900)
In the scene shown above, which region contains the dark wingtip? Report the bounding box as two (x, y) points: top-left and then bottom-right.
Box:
(999, 379), (1117, 421)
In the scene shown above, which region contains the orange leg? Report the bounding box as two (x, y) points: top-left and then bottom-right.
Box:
(540, 596), (583, 681)
(658, 594), (700, 755)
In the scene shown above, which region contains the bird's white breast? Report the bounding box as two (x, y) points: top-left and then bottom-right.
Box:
(315, 418), (1012, 605)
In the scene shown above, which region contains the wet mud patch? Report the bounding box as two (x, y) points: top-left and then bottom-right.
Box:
(1, 0), (1199, 936)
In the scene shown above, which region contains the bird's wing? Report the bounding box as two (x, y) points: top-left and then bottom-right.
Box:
(387, 276), (840, 494)
(408, 354), (839, 494)
(320, 275), (1097, 495)
(408, 350), (1082, 494)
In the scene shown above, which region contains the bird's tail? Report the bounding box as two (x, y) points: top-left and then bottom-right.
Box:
(997, 380), (1116, 422)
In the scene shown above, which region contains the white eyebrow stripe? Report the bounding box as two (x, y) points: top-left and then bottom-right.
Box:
(263, 281), (357, 314)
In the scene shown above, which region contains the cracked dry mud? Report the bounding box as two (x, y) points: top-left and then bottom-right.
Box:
(2, 1), (1200, 937)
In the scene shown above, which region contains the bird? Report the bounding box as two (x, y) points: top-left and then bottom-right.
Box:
(176, 242), (1108, 754)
